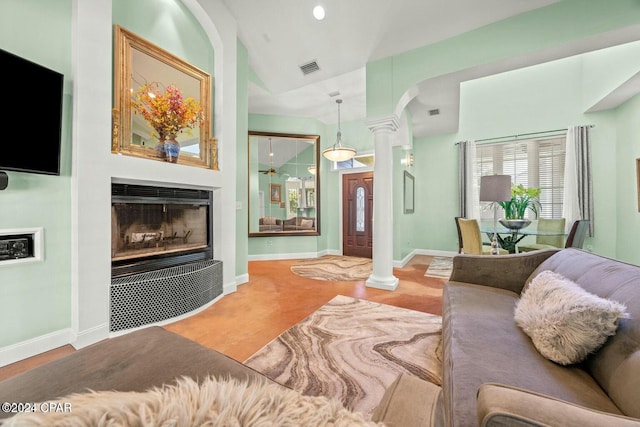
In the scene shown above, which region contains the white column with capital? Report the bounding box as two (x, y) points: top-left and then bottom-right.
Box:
(365, 116), (399, 291)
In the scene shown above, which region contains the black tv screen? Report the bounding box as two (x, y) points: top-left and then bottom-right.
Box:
(0, 48), (63, 175)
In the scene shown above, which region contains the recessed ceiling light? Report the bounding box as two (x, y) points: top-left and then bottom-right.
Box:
(313, 5), (325, 20)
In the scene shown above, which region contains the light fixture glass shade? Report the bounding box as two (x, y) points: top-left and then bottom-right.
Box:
(322, 145), (357, 162)
(323, 99), (356, 162)
(307, 166), (316, 175)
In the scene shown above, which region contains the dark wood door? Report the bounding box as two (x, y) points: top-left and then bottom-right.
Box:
(342, 172), (373, 258)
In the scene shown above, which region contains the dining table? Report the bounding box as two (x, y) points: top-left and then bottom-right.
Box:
(480, 220), (567, 253)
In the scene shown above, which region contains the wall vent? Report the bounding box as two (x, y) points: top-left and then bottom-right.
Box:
(300, 60), (320, 75)
(429, 109), (440, 116)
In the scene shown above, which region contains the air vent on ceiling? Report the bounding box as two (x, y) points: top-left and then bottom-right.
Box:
(300, 60), (320, 75)
(328, 91), (341, 97)
(429, 108), (440, 116)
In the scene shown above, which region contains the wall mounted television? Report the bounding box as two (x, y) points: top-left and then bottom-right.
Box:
(0, 48), (63, 176)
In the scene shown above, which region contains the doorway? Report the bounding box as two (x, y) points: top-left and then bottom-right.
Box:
(342, 172), (373, 258)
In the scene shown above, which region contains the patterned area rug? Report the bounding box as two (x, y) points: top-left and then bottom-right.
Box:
(424, 256), (453, 279)
(290, 255), (372, 281)
(244, 295), (443, 418)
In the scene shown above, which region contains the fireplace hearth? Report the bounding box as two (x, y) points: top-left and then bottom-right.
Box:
(110, 182), (222, 332)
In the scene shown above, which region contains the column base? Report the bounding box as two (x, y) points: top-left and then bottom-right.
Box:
(366, 274), (399, 291)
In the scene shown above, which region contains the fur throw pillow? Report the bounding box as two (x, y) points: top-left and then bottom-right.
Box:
(3, 376), (384, 427)
(514, 270), (627, 365)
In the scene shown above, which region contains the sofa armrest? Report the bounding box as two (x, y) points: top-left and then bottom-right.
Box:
(477, 383), (640, 427)
(449, 249), (559, 294)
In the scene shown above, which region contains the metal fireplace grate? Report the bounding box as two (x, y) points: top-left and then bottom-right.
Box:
(110, 259), (222, 332)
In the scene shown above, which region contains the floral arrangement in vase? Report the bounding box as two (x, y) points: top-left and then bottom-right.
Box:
(498, 184), (541, 219)
(130, 82), (203, 161)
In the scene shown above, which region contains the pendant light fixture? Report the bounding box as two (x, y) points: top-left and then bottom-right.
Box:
(322, 99), (356, 162)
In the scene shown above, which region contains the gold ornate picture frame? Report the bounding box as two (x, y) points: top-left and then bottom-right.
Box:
(112, 25), (217, 169)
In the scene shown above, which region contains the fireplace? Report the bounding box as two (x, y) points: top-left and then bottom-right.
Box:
(110, 182), (222, 332)
(111, 183), (213, 277)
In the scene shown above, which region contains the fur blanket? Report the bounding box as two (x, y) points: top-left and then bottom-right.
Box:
(2, 376), (384, 426)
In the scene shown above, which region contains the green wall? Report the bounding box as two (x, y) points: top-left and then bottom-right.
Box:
(112, 0), (214, 75)
(614, 93), (640, 265)
(407, 43), (640, 262)
(0, 0), (73, 346)
(366, 0), (640, 119)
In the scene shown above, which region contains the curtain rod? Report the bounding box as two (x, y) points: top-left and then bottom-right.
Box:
(458, 125), (595, 144)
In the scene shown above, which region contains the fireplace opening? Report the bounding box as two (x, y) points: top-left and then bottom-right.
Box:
(111, 183), (213, 277)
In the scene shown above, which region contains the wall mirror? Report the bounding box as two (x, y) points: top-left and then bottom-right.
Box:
(404, 170), (415, 214)
(248, 131), (320, 237)
(112, 25), (216, 169)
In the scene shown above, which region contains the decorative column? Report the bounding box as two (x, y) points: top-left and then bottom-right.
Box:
(366, 116), (400, 291)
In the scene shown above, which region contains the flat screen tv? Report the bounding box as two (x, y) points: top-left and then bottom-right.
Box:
(0, 48), (63, 175)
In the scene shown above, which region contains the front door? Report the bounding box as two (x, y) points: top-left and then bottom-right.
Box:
(342, 172), (373, 258)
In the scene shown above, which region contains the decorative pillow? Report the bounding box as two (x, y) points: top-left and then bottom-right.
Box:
(263, 216), (277, 225)
(301, 219), (314, 228)
(3, 376), (383, 427)
(514, 270), (627, 365)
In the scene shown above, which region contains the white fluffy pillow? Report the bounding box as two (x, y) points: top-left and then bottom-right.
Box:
(263, 216), (277, 225)
(515, 270), (627, 365)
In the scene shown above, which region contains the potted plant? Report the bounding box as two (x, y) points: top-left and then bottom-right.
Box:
(130, 82), (203, 162)
(498, 184), (541, 229)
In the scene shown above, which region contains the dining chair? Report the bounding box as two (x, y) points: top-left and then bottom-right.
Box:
(517, 218), (566, 252)
(454, 216), (464, 253)
(456, 218), (508, 255)
(565, 220), (589, 248)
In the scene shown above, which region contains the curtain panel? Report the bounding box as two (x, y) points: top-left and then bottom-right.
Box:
(562, 125), (594, 236)
(458, 140), (480, 219)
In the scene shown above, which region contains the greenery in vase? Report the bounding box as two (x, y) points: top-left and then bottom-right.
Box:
(131, 82), (203, 140)
(498, 184), (541, 219)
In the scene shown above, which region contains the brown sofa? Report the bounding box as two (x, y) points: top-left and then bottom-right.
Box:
(376, 248), (640, 426)
(258, 216), (283, 232)
(283, 216), (315, 231)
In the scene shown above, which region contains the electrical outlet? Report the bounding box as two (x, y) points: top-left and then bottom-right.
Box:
(585, 244), (594, 252)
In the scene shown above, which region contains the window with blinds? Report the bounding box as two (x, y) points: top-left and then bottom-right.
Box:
(476, 137), (566, 220)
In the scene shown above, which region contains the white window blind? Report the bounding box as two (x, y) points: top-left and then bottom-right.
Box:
(476, 137), (565, 220)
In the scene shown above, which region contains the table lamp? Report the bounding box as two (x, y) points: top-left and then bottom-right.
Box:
(480, 175), (512, 255)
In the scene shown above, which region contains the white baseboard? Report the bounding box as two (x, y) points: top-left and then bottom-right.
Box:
(248, 251), (323, 261)
(394, 249), (459, 268)
(235, 273), (249, 286)
(0, 328), (74, 368)
(73, 323), (110, 349)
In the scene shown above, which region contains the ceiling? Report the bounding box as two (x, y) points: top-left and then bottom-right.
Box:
(221, 0), (638, 138)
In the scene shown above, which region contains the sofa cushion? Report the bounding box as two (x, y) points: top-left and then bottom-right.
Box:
(529, 249), (640, 418)
(300, 219), (313, 228)
(443, 281), (622, 427)
(372, 373), (443, 427)
(515, 270), (627, 365)
(0, 327), (273, 419)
